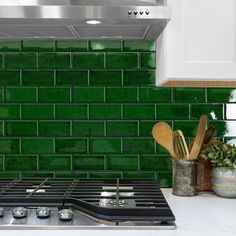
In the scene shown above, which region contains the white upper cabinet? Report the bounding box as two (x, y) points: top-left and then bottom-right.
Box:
(156, 0), (236, 86)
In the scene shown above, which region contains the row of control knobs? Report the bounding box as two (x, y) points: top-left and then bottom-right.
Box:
(128, 10), (150, 15)
(0, 207), (73, 220)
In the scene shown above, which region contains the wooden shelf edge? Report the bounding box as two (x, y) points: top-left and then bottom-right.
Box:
(160, 81), (236, 87)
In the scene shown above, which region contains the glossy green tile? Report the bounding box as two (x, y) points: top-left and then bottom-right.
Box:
(124, 41), (155, 51)
(174, 88), (205, 103)
(225, 104), (236, 120)
(39, 53), (70, 69)
(73, 122), (104, 137)
(207, 88), (236, 103)
(139, 87), (171, 103)
(0, 122), (3, 137)
(39, 155), (71, 171)
(73, 87), (104, 103)
(89, 139), (121, 154)
(22, 105), (54, 120)
(21, 139), (54, 154)
(0, 40), (21, 52)
(140, 52), (156, 69)
(5, 122), (37, 137)
(90, 105), (121, 120)
(55, 139), (87, 154)
(106, 87), (138, 103)
(173, 121), (199, 137)
(191, 104), (223, 120)
(0, 105), (20, 120)
(107, 155), (138, 171)
(56, 41), (87, 52)
(139, 121), (158, 137)
(0, 139), (19, 154)
(56, 70), (88, 86)
(89, 40), (121, 51)
(5, 156), (37, 171)
(5, 53), (36, 69)
(39, 122), (70, 137)
(123, 139), (155, 154)
(5, 87), (36, 103)
(21, 172), (54, 178)
(157, 104), (189, 120)
(209, 121), (236, 137)
(0, 70), (20, 85)
(140, 156), (171, 171)
(106, 121), (138, 137)
(55, 172), (88, 178)
(123, 71), (155, 86)
(73, 53), (104, 69)
(124, 105), (155, 120)
(22, 40), (55, 52)
(39, 88), (70, 102)
(0, 89), (2, 102)
(73, 155), (105, 170)
(0, 156), (3, 170)
(0, 54), (3, 68)
(55, 105), (87, 120)
(106, 53), (138, 69)
(123, 172), (155, 179)
(158, 172), (172, 187)
(22, 70), (54, 86)
(0, 172), (20, 178)
(90, 70), (122, 86)
(89, 172), (122, 178)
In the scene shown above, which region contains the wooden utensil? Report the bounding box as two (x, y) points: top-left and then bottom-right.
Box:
(203, 126), (215, 145)
(189, 115), (208, 160)
(152, 122), (177, 159)
(173, 130), (190, 160)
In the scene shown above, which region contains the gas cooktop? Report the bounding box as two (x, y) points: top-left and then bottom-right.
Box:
(0, 178), (176, 230)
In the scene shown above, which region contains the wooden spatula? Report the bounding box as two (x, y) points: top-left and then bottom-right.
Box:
(189, 115), (208, 160)
(173, 130), (190, 160)
(152, 122), (177, 159)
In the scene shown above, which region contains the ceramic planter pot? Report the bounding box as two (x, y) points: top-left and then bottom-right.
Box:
(211, 167), (236, 198)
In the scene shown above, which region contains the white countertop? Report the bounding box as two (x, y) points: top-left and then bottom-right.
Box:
(2, 189), (236, 236)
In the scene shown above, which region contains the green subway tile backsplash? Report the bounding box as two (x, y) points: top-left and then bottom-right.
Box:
(22, 70), (54, 86)
(5, 53), (35, 69)
(0, 71), (20, 85)
(0, 39), (235, 187)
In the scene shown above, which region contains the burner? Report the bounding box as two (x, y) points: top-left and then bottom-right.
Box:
(109, 199), (127, 207)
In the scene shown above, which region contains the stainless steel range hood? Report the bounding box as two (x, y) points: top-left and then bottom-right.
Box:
(0, 0), (171, 39)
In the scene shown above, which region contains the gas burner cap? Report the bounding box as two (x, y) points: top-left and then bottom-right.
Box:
(12, 207), (28, 218)
(0, 207), (4, 217)
(36, 207), (51, 218)
(109, 199), (127, 206)
(58, 209), (73, 221)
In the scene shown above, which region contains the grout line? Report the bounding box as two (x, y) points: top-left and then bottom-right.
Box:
(70, 155), (73, 171)
(104, 52), (106, 69)
(87, 70), (90, 86)
(54, 69), (56, 86)
(19, 104), (22, 120)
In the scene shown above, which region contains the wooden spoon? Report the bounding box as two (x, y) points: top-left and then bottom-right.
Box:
(152, 122), (177, 159)
(189, 115), (208, 160)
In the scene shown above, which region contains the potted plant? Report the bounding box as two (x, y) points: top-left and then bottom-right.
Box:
(205, 143), (236, 198)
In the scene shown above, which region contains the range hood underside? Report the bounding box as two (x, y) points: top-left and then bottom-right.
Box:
(0, 5), (170, 39)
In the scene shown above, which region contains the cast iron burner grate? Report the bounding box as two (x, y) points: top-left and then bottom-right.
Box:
(0, 178), (175, 222)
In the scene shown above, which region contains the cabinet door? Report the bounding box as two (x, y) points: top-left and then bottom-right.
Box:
(157, 0), (236, 85)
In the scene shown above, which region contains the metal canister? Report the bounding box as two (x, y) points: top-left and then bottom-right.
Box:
(172, 160), (197, 196)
